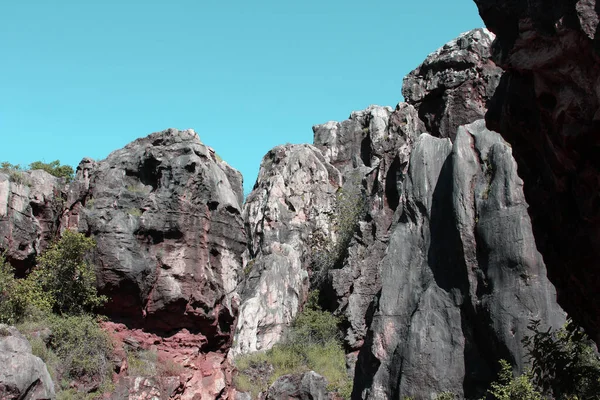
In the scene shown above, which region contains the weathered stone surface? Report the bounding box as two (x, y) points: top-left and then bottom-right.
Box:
(473, 0), (600, 343)
(313, 104), (424, 351)
(66, 129), (246, 346)
(231, 144), (341, 357)
(0, 324), (55, 400)
(0, 170), (65, 273)
(353, 122), (565, 400)
(265, 371), (328, 400)
(402, 28), (502, 140)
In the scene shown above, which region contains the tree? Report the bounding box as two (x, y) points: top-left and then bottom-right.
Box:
(33, 230), (105, 315)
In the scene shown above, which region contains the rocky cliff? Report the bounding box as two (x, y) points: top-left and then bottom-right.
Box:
(0, 25), (573, 400)
(1, 129), (247, 398)
(473, 0), (600, 344)
(233, 29), (565, 399)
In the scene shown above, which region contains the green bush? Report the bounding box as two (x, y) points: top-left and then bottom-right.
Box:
(523, 319), (600, 399)
(47, 314), (113, 382)
(0, 231), (103, 323)
(1, 160), (74, 183)
(127, 349), (158, 377)
(288, 291), (341, 347)
(310, 173), (366, 286)
(33, 230), (106, 315)
(487, 359), (543, 400)
(17, 314), (114, 398)
(234, 291), (351, 398)
(0, 254), (53, 324)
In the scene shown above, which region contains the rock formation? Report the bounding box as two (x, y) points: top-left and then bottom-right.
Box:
(0, 324), (55, 399)
(473, 0), (600, 343)
(0, 170), (65, 275)
(0, 129), (248, 399)
(231, 144), (341, 356)
(232, 28), (565, 400)
(353, 121), (564, 399)
(67, 128), (246, 343)
(0, 21), (577, 400)
(402, 28), (502, 140)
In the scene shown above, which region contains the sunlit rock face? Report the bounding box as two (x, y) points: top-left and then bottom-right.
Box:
(312, 103), (424, 354)
(232, 28), (566, 399)
(230, 144), (341, 357)
(473, 0), (600, 343)
(0, 170), (65, 274)
(354, 120), (564, 400)
(402, 28), (503, 140)
(66, 128), (247, 346)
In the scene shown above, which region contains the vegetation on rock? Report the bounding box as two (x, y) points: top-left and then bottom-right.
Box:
(1, 160), (74, 182)
(0, 230), (112, 399)
(233, 291), (352, 399)
(310, 173), (366, 287)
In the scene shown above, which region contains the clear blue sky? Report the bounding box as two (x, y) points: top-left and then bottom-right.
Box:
(1, 0), (483, 194)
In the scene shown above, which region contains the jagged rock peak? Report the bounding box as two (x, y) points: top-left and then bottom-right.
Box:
(402, 28), (502, 140)
(231, 143), (341, 357)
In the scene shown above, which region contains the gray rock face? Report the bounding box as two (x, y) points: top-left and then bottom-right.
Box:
(0, 170), (65, 273)
(231, 144), (341, 356)
(265, 371), (328, 400)
(402, 28), (502, 140)
(313, 104), (424, 352)
(67, 129), (247, 345)
(353, 121), (565, 400)
(473, 0), (600, 343)
(0, 324), (55, 400)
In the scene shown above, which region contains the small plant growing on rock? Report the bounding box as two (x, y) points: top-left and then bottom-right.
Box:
(310, 172), (366, 286)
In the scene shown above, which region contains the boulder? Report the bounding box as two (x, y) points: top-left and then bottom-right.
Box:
(67, 129), (246, 346)
(0, 324), (55, 400)
(265, 371), (328, 400)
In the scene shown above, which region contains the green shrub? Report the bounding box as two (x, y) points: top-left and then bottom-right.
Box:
(33, 230), (106, 315)
(288, 291), (341, 347)
(0, 162), (23, 171)
(310, 173), (366, 286)
(0, 230), (105, 321)
(29, 160), (74, 182)
(17, 314), (113, 398)
(47, 314), (113, 381)
(523, 318), (600, 399)
(487, 359), (543, 400)
(0, 254), (53, 324)
(127, 349), (158, 377)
